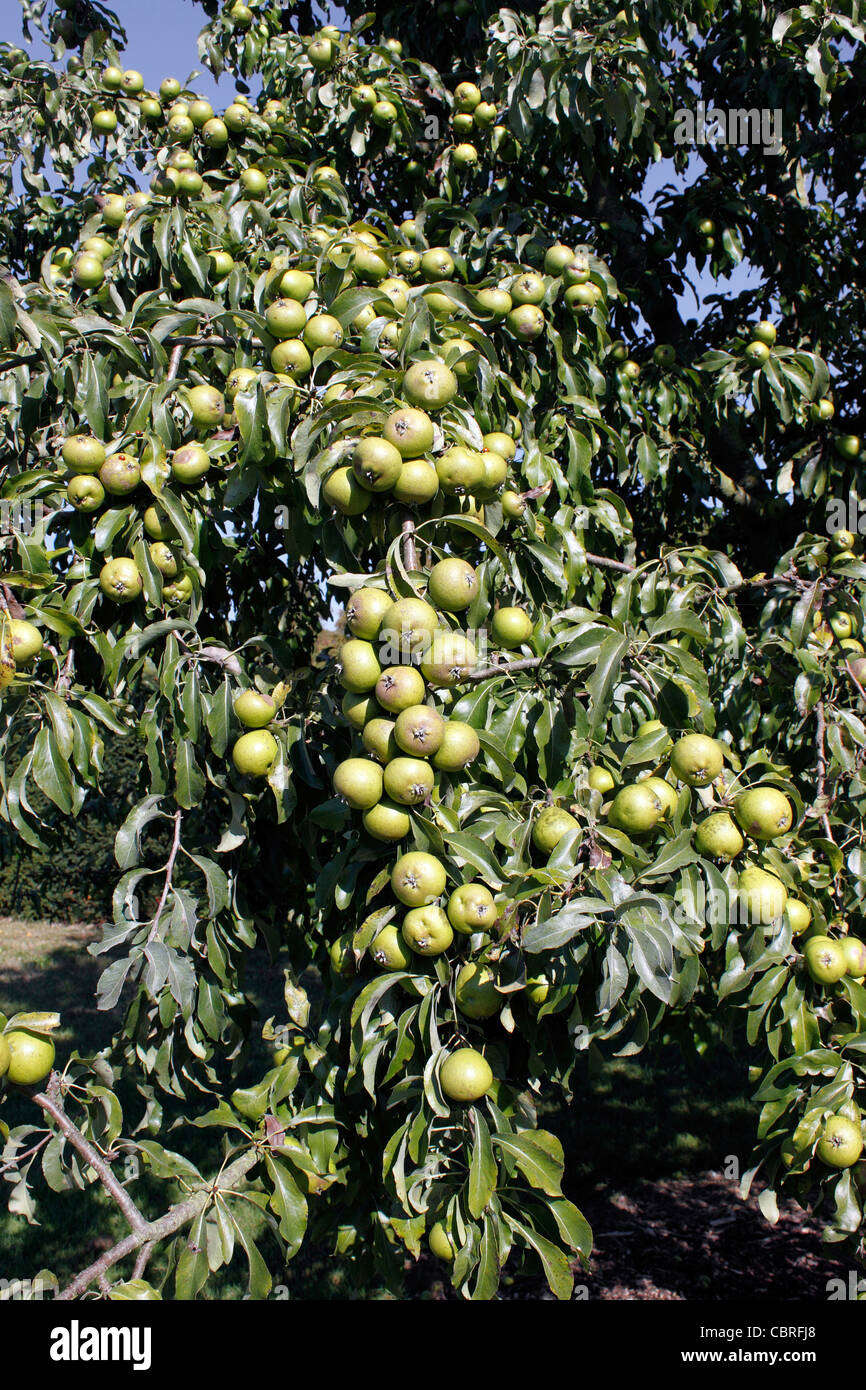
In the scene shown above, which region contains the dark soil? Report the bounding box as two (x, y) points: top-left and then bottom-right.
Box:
(576, 1173), (848, 1300)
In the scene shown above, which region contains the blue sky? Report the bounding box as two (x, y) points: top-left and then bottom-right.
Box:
(1, 0), (232, 101)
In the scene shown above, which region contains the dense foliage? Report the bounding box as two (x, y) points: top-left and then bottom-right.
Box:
(1, 0), (866, 1300)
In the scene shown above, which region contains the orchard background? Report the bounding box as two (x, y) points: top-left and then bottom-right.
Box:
(0, 0), (866, 1302)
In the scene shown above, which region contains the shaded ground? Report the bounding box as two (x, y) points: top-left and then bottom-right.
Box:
(578, 1174), (848, 1301)
(0, 917), (852, 1301)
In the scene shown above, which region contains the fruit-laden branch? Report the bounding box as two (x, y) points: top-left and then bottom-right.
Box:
(33, 1075), (148, 1235)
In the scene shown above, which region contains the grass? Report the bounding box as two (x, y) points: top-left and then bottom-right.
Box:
(0, 917), (759, 1299)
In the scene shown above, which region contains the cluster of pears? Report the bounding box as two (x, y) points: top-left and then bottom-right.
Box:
(333, 568), (482, 818)
(443, 80), (504, 171)
(695, 216), (719, 255)
(79, 25), (408, 219)
(0, 1023), (56, 1087)
(743, 318), (784, 365)
(740, 322), (850, 448)
(321, 371), (525, 521)
(58, 429), (216, 607)
(806, 589), (866, 687)
(52, 43), (612, 430)
(48, 195), (148, 293)
(324, 563), (537, 1106)
(307, 27), (407, 136)
(92, 64), (265, 178)
(528, 724), (820, 934)
(799, 925), (866, 990)
(229, 687), (282, 778)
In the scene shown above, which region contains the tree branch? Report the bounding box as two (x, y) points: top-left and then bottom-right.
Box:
(584, 551), (634, 573)
(846, 660), (866, 704)
(814, 698), (834, 842)
(400, 515), (418, 572)
(131, 1243), (155, 1281)
(467, 656), (542, 682)
(167, 343), (185, 382)
(32, 1076), (147, 1236)
(54, 1147), (260, 1300)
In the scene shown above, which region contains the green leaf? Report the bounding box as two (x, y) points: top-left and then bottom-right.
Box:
(492, 1131), (563, 1196)
(175, 1210), (210, 1300)
(586, 631), (628, 732)
(229, 1209), (274, 1300)
(468, 1110), (497, 1218)
(115, 794), (166, 870)
(175, 739), (205, 809)
(264, 1154), (308, 1256)
(32, 727), (73, 813)
(508, 1216), (574, 1300)
(524, 906), (594, 953)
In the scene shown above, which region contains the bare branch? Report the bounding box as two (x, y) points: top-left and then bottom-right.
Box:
(167, 343), (185, 382)
(584, 551), (634, 574)
(131, 1242), (155, 1281)
(33, 1077), (147, 1236)
(54, 1147), (260, 1300)
(401, 515), (418, 572)
(467, 656), (542, 682)
(814, 698), (835, 842)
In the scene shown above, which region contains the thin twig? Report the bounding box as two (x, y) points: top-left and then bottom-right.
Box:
(167, 343), (185, 381)
(816, 700), (827, 804)
(57, 648), (74, 696)
(131, 1242), (154, 1281)
(147, 808), (183, 945)
(814, 698), (835, 842)
(0, 1133), (51, 1176)
(32, 1077), (147, 1236)
(467, 656), (542, 682)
